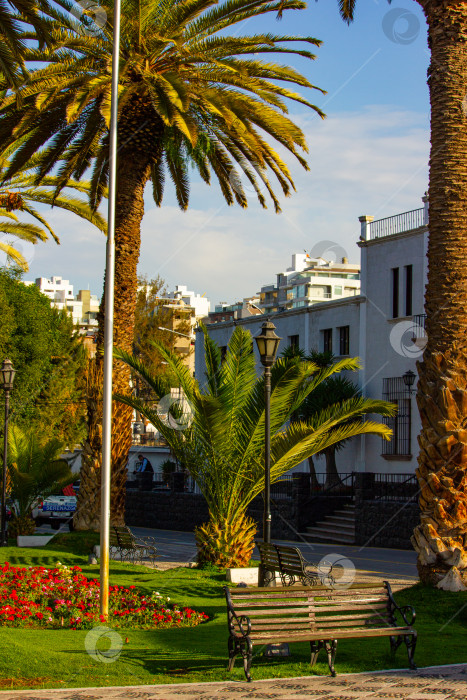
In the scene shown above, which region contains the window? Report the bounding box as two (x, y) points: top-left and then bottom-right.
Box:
(338, 326), (349, 356)
(322, 328), (332, 353)
(288, 334), (299, 349)
(391, 267), (399, 318)
(334, 285), (342, 295)
(405, 265), (413, 316)
(382, 377), (412, 457)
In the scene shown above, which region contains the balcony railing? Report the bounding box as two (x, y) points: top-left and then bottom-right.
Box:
(369, 208), (425, 240)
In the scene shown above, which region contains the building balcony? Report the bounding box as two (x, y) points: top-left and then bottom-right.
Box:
(368, 208), (425, 240)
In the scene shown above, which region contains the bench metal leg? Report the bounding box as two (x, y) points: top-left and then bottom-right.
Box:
(390, 634), (402, 656)
(324, 639), (337, 676)
(227, 636), (238, 671)
(240, 639), (253, 682)
(405, 632), (417, 670)
(310, 640), (323, 668)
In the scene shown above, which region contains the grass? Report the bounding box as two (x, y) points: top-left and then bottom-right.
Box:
(0, 533), (466, 690)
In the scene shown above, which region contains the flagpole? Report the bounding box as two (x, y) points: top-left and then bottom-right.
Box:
(100, 0), (121, 618)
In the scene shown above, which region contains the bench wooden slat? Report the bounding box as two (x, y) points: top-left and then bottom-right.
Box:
(248, 626), (412, 643)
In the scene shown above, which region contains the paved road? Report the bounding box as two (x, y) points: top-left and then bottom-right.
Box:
(131, 527), (418, 580)
(1, 665), (466, 699)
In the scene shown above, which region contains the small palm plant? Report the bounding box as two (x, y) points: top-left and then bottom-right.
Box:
(0, 148), (107, 271)
(7, 425), (75, 537)
(115, 326), (396, 567)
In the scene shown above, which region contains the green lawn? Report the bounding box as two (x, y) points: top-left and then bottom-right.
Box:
(0, 533), (466, 690)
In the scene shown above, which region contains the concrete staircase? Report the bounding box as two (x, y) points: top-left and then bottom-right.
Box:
(302, 503), (355, 545)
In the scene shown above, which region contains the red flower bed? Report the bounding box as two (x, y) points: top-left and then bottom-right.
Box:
(0, 562), (209, 630)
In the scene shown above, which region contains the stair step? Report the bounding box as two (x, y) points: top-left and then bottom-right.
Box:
(325, 515), (355, 526)
(300, 531), (356, 544)
(318, 519), (355, 532)
(306, 525), (355, 537)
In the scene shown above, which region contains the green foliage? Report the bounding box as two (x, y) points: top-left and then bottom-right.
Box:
(114, 326), (396, 563)
(0, 0), (325, 214)
(0, 269), (87, 446)
(8, 425), (75, 524)
(134, 276), (192, 385)
(0, 146), (107, 271)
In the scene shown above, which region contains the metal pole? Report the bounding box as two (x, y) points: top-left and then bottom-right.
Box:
(263, 366), (271, 545)
(100, 0), (121, 618)
(1, 390), (9, 547)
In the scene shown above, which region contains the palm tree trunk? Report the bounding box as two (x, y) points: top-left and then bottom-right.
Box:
(412, 1), (467, 589)
(307, 455), (320, 490)
(324, 447), (340, 488)
(75, 152), (151, 530)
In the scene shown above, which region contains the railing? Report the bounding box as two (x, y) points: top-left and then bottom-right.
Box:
(412, 314), (426, 337)
(127, 471), (202, 494)
(373, 473), (418, 502)
(131, 435), (168, 447)
(369, 208), (425, 240)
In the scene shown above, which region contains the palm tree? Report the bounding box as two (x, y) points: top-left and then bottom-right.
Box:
(113, 326), (396, 566)
(7, 424), (75, 536)
(339, 2), (467, 588)
(0, 0), (326, 528)
(0, 0), (51, 87)
(0, 148), (107, 270)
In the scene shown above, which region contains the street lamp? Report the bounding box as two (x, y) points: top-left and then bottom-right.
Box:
(0, 358), (15, 547)
(403, 369), (416, 394)
(254, 320), (281, 586)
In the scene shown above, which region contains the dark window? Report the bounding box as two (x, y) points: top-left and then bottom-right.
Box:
(391, 267), (399, 318)
(288, 334), (299, 349)
(322, 328), (332, 353)
(382, 377), (412, 456)
(405, 265), (413, 316)
(338, 326), (349, 356)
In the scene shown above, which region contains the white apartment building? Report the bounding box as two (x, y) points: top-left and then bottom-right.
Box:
(167, 285), (210, 319)
(259, 253), (360, 313)
(196, 196), (429, 476)
(25, 276), (100, 329)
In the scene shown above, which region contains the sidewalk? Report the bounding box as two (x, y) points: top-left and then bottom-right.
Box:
(2, 664), (466, 699)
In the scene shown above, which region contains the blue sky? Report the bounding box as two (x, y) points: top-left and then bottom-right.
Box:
(17, 0), (430, 306)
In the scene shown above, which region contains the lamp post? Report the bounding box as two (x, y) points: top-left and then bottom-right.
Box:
(403, 369), (416, 394)
(254, 321), (281, 586)
(0, 359), (15, 547)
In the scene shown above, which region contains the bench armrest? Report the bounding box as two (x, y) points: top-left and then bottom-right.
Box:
(385, 581), (416, 627)
(395, 604), (416, 626)
(223, 586), (252, 639)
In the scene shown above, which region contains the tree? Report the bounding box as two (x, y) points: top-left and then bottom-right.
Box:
(339, 1), (467, 589)
(0, 0), (51, 87)
(0, 0), (327, 528)
(0, 268), (87, 448)
(0, 148), (107, 270)
(114, 326), (396, 566)
(7, 425), (74, 537)
(134, 276), (192, 382)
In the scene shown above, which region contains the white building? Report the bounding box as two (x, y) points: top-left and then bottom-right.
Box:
(167, 285), (210, 319)
(259, 253), (360, 313)
(196, 196), (429, 476)
(25, 276), (100, 329)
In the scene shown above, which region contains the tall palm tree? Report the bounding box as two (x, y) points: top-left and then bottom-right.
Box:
(0, 149), (107, 270)
(0, 0), (51, 87)
(0, 0), (326, 528)
(340, 1), (467, 588)
(114, 326), (396, 566)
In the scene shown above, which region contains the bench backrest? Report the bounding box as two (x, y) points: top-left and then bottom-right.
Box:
(226, 583), (397, 637)
(113, 525), (136, 549)
(274, 544), (307, 577)
(256, 542), (281, 571)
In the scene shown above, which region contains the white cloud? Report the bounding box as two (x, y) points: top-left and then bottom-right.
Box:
(24, 105), (429, 306)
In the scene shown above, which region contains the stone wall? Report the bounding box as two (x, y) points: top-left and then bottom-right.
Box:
(354, 499), (419, 550)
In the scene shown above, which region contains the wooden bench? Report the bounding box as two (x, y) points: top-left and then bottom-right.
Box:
(109, 525), (158, 566)
(256, 542), (334, 587)
(223, 582), (416, 681)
